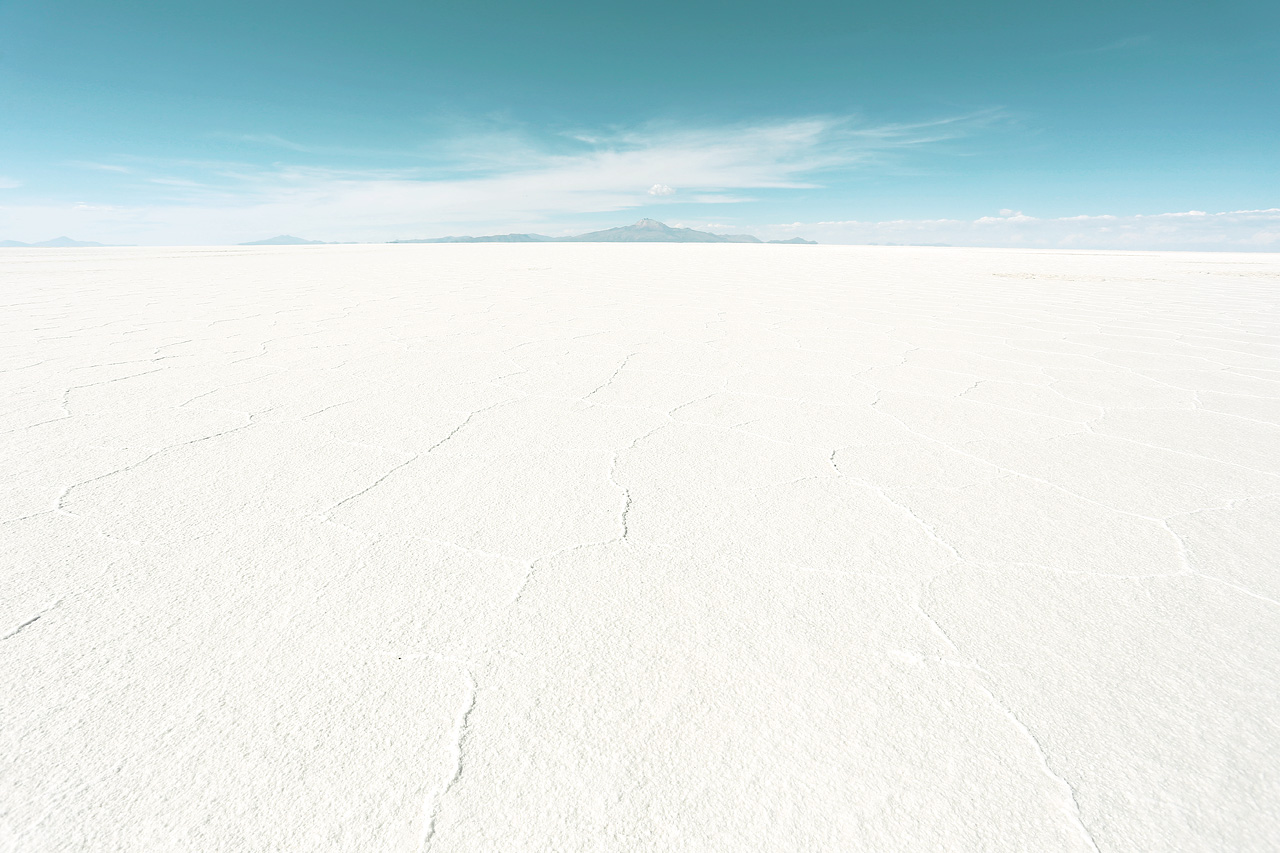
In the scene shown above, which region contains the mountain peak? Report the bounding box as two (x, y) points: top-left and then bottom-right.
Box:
(0, 236), (106, 248)
(239, 235), (327, 246)
(393, 219), (817, 245)
(566, 219), (735, 243)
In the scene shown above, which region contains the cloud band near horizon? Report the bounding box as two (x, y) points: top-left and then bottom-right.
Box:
(1, 114), (1277, 251)
(2, 113), (996, 244)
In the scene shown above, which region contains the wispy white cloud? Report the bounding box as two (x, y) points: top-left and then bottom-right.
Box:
(0, 113), (998, 243)
(758, 208), (1280, 251)
(0, 177), (21, 189)
(67, 161), (134, 174)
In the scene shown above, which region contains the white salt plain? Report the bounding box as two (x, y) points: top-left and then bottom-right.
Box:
(2, 244), (1278, 851)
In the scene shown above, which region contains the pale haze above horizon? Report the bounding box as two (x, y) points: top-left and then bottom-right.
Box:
(0, 0), (1277, 249)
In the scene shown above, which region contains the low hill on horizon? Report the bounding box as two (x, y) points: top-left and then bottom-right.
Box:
(392, 233), (554, 244)
(239, 235), (330, 246)
(1, 236), (108, 247)
(393, 219), (817, 245)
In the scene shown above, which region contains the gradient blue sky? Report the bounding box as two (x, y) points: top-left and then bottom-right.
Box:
(1, 0), (1277, 247)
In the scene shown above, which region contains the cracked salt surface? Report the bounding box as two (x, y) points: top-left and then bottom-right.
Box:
(2, 244), (1279, 851)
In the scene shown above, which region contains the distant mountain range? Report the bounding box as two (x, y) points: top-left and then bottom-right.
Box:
(392, 219), (817, 244)
(393, 233), (555, 244)
(239, 235), (331, 245)
(0, 236), (107, 247)
(3, 223), (816, 249)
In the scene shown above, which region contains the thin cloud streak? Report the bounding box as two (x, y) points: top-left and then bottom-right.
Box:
(66, 162), (134, 174)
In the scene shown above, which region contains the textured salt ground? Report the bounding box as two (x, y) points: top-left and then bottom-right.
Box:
(2, 244), (1278, 851)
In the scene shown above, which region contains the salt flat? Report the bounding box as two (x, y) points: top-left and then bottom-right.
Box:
(2, 244), (1278, 851)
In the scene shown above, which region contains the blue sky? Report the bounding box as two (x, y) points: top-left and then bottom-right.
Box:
(1, 0), (1277, 247)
